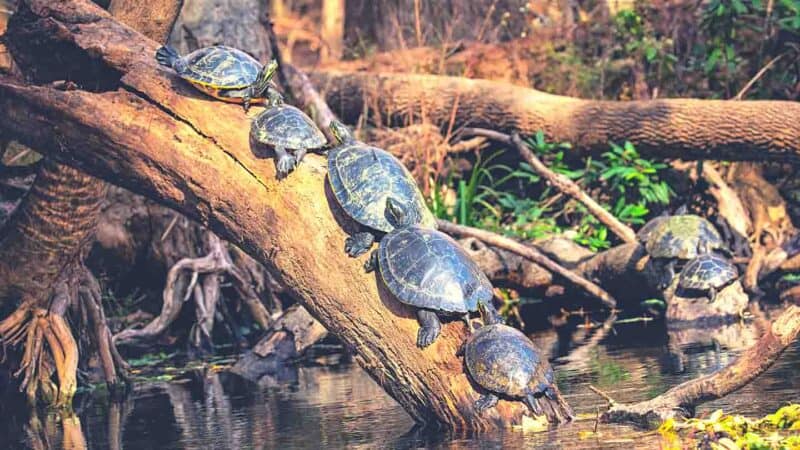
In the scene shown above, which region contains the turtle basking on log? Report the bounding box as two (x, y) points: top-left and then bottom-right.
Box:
(461, 314), (573, 423)
(155, 45), (282, 112)
(364, 198), (501, 348)
(677, 253), (738, 301)
(250, 100), (328, 177)
(640, 214), (728, 289)
(327, 121), (437, 257)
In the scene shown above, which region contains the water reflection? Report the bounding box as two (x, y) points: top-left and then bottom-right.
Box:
(4, 322), (800, 449)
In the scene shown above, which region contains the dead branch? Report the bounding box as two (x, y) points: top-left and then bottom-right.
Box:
(602, 305), (800, 428)
(463, 128), (638, 244)
(437, 220), (617, 308)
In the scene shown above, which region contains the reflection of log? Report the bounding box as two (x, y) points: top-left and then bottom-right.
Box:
(602, 305), (800, 428)
(0, 0), (537, 429)
(311, 71), (800, 160)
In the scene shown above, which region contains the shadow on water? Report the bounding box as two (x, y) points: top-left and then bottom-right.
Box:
(3, 318), (800, 449)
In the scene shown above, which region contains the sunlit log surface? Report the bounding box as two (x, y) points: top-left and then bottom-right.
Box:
(0, 0), (535, 429)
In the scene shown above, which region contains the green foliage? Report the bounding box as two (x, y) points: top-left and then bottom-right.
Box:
(430, 132), (674, 251)
(659, 405), (800, 449)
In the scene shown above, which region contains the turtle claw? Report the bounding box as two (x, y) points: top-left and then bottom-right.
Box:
(524, 393), (543, 416)
(276, 154), (297, 177)
(345, 232), (375, 257)
(474, 394), (499, 413)
(416, 326), (440, 348)
(416, 310), (441, 348)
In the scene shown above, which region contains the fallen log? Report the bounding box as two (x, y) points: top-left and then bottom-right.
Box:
(310, 70), (800, 161)
(0, 0), (535, 429)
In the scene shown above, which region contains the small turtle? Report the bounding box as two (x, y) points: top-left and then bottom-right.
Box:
(364, 198), (501, 348)
(250, 100), (327, 177)
(327, 121), (437, 257)
(643, 215), (727, 288)
(461, 319), (573, 423)
(156, 45), (281, 111)
(677, 253), (738, 301)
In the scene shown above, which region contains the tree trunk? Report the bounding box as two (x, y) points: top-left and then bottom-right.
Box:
(309, 71), (800, 161)
(320, 0), (344, 62)
(0, 0), (534, 429)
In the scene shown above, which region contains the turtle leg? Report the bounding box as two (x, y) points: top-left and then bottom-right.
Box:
(242, 89), (253, 113)
(479, 299), (503, 326)
(295, 147), (308, 164)
(708, 287), (717, 303)
(416, 309), (442, 348)
(523, 392), (544, 416)
(363, 249), (379, 273)
(274, 145), (296, 178)
(474, 393), (499, 412)
(345, 232), (375, 257)
(661, 260), (676, 289)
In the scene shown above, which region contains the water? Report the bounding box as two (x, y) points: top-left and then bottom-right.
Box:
(4, 320), (800, 449)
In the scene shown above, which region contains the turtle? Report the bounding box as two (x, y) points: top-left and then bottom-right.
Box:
(327, 121), (437, 257)
(643, 214), (727, 288)
(250, 99), (327, 177)
(155, 45), (282, 112)
(677, 253), (738, 301)
(364, 197), (502, 348)
(460, 320), (573, 423)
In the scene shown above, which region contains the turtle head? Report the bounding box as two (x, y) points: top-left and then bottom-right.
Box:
(264, 59), (279, 81)
(385, 197), (419, 229)
(329, 120), (354, 145)
(252, 59), (280, 100)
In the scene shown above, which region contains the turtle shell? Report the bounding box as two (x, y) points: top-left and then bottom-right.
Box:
(328, 145), (436, 233)
(250, 105), (327, 150)
(678, 253), (738, 291)
(464, 324), (552, 398)
(176, 46), (261, 89)
(377, 226), (492, 313)
(645, 215), (725, 260)
(636, 215), (670, 242)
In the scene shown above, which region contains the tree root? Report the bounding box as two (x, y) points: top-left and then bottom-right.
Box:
(0, 304), (76, 407)
(114, 231), (272, 351)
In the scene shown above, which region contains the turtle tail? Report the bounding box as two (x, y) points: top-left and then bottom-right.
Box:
(156, 45), (180, 68)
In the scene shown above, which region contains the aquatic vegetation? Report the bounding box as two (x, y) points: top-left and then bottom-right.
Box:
(658, 405), (800, 449)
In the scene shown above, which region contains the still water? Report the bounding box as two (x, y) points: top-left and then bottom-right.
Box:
(4, 320), (800, 449)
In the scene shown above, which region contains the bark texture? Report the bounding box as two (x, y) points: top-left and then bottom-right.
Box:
(310, 71), (800, 160)
(0, 0), (535, 429)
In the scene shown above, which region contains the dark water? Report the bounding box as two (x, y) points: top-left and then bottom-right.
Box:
(4, 320), (800, 449)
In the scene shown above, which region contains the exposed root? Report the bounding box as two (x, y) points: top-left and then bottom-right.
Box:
(114, 231), (272, 351)
(0, 304), (76, 407)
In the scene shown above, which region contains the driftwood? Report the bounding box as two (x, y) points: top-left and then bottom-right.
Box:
(0, 0), (538, 429)
(603, 305), (800, 428)
(310, 71), (800, 161)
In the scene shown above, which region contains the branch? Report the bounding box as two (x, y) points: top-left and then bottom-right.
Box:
(437, 220), (617, 308)
(602, 305), (800, 428)
(463, 128), (638, 244)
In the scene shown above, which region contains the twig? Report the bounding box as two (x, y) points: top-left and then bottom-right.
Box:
(437, 220), (617, 308)
(462, 128), (638, 244)
(734, 52), (786, 100)
(589, 385), (617, 407)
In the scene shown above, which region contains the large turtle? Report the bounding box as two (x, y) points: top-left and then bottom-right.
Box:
(461, 319), (573, 423)
(156, 45), (281, 112)
(250, 99), (327, 177)
(327, 121), (437, 257)
(364, 198), (501, 348)
(642, 214), (727, 288)
(677, 253), (738, 301)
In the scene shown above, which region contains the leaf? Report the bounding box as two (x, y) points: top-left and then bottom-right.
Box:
(645, 46), (658, 62)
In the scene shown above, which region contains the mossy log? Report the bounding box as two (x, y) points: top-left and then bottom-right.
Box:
(310, 71), (800, 161)
(0, 0), (533, 429)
